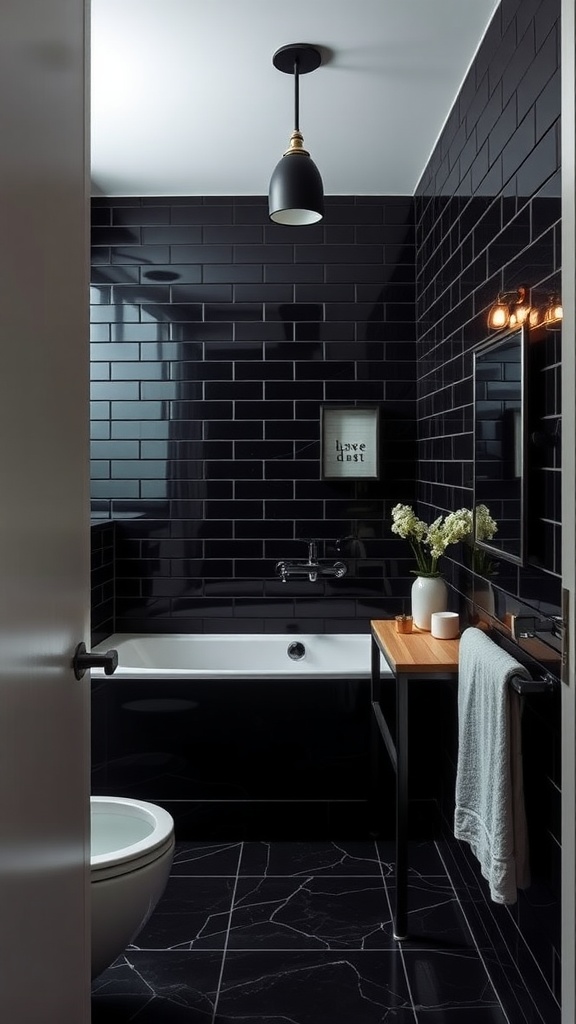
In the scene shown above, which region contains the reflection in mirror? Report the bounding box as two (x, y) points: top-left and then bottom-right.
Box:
(473, 327), (525, 566)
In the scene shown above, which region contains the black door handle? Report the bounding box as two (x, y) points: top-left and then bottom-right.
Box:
(73, 642), (118, 680)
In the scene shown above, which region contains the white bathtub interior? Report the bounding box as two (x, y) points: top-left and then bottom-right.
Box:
(92, 632), (391, 679)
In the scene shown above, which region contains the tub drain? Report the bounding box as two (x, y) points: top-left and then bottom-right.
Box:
(287, 641), (306, 661)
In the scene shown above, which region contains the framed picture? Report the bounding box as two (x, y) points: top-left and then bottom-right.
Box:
(320, 405), (380, 480)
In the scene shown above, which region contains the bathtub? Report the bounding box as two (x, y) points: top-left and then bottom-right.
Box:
(92, 632), (390, 680)
(90, 632), (391, 837)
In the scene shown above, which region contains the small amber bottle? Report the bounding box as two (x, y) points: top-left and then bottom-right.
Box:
(395, 614), (413, 634)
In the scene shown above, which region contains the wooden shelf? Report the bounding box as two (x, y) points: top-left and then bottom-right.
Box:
(371, 619), (459, 674)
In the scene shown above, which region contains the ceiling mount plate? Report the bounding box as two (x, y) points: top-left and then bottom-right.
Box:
(272, 44), (322, 75)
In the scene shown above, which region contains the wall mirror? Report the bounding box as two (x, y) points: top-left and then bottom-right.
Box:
(473, 326), (525, 566)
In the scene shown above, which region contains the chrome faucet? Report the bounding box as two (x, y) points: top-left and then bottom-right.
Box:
(274, 540), (348, 584)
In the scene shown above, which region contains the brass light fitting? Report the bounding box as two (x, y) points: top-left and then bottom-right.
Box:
(487, 287), (529, 330)
(487, 286), (563, 331)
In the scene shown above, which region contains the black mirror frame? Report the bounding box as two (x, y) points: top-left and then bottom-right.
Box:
(472, 326), (526, 568)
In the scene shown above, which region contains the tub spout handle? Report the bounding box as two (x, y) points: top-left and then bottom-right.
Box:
(73, 641), (118, 680)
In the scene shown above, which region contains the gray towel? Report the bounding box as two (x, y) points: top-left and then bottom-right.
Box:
(454, 627), (531, 904)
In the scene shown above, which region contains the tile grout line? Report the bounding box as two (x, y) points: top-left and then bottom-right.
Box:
(434, 839), (513, 1024)
(210, 840), (244, 1024)
(375, 838), (419, 1024)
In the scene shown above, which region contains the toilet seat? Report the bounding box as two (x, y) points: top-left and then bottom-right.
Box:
(91, 832), (175, 882)
(91, 796), (175, 882)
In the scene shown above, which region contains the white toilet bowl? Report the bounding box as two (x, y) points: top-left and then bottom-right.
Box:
(91, 796), (175, 978)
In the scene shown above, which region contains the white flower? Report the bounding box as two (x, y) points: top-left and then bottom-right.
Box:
(390, 503), (428, 543)
(475, 504), (498, 541)
(390, 503), (492, 577)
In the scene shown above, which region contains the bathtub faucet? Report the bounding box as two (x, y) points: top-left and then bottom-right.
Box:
(274, 540), (348, 584)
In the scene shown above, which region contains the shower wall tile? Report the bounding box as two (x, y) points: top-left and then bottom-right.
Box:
(90, 520), (114, 645)
(90, 196), (416, 634)
(414, 0), (560, 1017)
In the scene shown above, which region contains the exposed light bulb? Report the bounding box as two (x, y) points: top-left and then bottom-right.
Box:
(487, 301), (509, 330)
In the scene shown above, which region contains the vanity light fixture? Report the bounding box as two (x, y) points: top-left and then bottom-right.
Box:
(543, 294), (563, 327)
(487, 287), (531, 330)
(529, 292), (563, 330)
(486, 294), (511, 330)
(488, 286), (563, 332)
(268, 43), (324, 225)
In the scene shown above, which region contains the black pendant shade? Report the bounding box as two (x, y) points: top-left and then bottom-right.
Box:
(268, 44), (324, 225)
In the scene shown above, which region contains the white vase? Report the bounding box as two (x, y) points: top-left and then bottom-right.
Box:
(472, 582), (495, 616)
(411, 576), (448, 630)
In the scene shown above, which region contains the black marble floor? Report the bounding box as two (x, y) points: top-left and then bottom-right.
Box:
(91, 839), (509, 1023)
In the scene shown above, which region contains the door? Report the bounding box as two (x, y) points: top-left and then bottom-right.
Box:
(561, 2), (576, 1021)
(0, 1), (91, 1020)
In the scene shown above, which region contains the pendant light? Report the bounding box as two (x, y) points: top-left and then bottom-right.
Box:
(268, 43), (324, 225)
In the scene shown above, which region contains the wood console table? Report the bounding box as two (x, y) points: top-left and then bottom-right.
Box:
(370, 619), (460, 940)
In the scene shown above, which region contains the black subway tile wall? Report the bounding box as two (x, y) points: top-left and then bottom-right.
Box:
(415, 0), (561, 1016)
(90, 521), (115, 645)
(90, 197), (416, 634)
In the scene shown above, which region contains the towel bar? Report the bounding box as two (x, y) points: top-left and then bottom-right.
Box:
(509, 671), (557, 694)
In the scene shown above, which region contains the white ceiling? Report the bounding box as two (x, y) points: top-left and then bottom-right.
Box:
(91, 0), (500, 198)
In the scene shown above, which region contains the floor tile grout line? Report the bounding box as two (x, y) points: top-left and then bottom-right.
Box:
(375, 837), (419, 1023)
(443, 836), (561, 1023)
(210, 840), (244, 1024)
(171, 872), (391, 879)
(434, 840), (512, 1024)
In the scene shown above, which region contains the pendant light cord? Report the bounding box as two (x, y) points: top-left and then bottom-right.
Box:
(293, 56), (300, 132)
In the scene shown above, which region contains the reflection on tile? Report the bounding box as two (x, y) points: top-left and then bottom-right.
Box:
(388, 877), (473, 949)
(217, 950), (415, 1024)
(403, 949), (508, 1022)
(377, 840), (447, 878)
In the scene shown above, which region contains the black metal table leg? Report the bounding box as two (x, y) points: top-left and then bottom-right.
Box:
(394, 671), (408, 940)
(370, 620), (459, 946)
(369, 637), (381, 833)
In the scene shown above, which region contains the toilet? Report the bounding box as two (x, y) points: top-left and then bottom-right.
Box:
(90, 796), (175, 978)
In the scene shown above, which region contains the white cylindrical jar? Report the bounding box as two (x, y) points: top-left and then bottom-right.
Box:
(430, 611), (460, 639)
(411, 576), (448, 630)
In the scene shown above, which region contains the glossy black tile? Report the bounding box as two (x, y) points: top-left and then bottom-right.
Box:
(204, 263), (263, 282)
(227, 876), (393, 950)
(129, 876), (235, 950)
(265, 263), (324, 283)
(142, 225), (202, 244)
(238, 840), (383, 877)
(403, 949), (508, 1022)
(171, 243), (233, 264)
(234, 243), (293, 263)
(91, 951), (224, 1022)
(294, 243), (384, 264)
(142, 263), (202, 284)
(112, 205), (170, 225)
(170, 840), (242, 876)
(204, 225), (263, 244)
(216, 950), (416, 1023)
